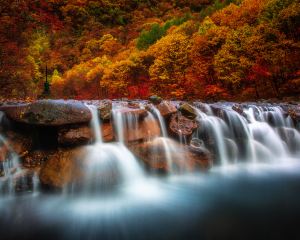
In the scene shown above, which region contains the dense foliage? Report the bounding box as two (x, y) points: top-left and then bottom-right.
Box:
(0, 0), (299, 100)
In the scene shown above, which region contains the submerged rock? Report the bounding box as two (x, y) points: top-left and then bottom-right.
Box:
(178, 103), (197, 120)
(14, 169), (37, 193)
(102, 123), (115, 142)
(121, 116), (160, 143)
(117, 108), (148, 121)
(129, 137), (212, 173)
(39, 145), (124, 192)
(0, 100), (91, 126)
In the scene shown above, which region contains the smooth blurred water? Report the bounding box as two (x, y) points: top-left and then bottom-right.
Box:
(1, 161), (300, 240)
(1, 102), (300, 239)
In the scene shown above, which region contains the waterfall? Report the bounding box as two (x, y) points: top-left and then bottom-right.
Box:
(86, 105), (103, 143)
(81, 103), (144, 194)
(193, 103), (298, 166)
(0, 135), (21, 195)
(194, 107), (229, 166)
(152, 106), (168, 138)
(1, 101), (299, 195)
(151, 106), (174, 172)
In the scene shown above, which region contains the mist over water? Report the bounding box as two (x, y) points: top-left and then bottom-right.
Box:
(0, 101), (300, 240)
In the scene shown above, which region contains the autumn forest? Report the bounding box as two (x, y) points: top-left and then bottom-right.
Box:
(0, 0), (299, 100)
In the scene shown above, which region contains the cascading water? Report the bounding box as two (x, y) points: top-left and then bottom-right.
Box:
(245, 107), (289, 161)
(81, 104), (144, 193)
(193, 102), (300, 166)
(0, 135), (21, 195)
(150, 105), (175, 172)
(88, 105), (103, 143)
(0, 101), (300, 240)
(193, 106), (230, 166)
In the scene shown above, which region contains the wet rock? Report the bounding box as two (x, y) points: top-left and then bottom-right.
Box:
(129, 138), (212, 173)
(23, 150), (51, 168)
(210, 105), (226, 118)
(14, 169), (37, 193)
(0, 142), (9, 162)
(117, 108), (148, 121)
(5, 131), (32, 157)
(156, 101), (177, 118)
(288, 108), (300, 123)
(232, 104), (245, 117)
(178, 103), (197, 120)
(39, 148), (86, 190)
(128, 102), (141, 109)
(168, 113), (198, 140)
(58, 125), (92, 146)
(0, 100), (91, 126)
(149, 95), (162, 105)
(98, 100), (112, 121)
(122, 116), (160, 143)
(187, 145), (213, 170)
(276, 127), (300, 153)
(102, 123), (115, 142)
(58, 123), (115, 146)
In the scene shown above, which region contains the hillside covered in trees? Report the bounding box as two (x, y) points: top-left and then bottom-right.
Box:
(0, 0), (299, 100)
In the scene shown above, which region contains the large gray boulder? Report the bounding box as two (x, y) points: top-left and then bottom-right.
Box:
(0, 100), (91, 126)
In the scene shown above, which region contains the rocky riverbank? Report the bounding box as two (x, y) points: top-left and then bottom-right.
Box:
(0, 98), (299, 192)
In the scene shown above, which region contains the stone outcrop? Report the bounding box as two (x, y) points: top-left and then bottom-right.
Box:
(0, 100), (91, 126)
(121, 116), (160, 143)
(58, 122), (115, 146)
(23, 150), (50, 168)
(168, 113), (198, 140)
(178, 103), (197, 120)
(156, 101), (177, 118)
(58, 125), (92, 146)
(102, 123), (115, 142)
(116, 108), (148, 121)
(232, 104), (246, 118)
(39, 148), (86, 189)
(98, 100), (112, 121)
(149, 95), (162, 105)
(5, 131), (32, 157)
